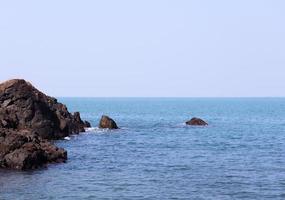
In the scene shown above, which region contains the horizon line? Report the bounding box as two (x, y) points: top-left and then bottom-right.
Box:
(56, 96), (285, 98)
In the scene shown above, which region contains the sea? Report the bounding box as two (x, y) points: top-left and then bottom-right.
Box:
(1, 98), (285, 200)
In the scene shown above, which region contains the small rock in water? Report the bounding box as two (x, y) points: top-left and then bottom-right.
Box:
(99, 115), (118, 129)
(186, 117), (208, 126)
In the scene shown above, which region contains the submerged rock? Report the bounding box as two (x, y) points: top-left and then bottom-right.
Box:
(0, 128), (66, 170)
(0, 79), (90, 139)
(99, 115), (118, 129)
(186, 117), (208, 126)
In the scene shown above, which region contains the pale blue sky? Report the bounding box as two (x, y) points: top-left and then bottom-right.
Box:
(0, 0), (284, 97)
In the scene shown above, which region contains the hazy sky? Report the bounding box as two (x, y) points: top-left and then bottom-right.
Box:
(0, 0), (284, 97)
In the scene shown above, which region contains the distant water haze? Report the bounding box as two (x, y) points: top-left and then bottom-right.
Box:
(0, 0), (284, 97)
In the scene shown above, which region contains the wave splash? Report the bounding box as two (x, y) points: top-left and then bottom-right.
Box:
(84, 127), (116, 134)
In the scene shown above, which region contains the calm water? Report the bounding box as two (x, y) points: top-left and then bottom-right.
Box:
(1, 98), (285, 200)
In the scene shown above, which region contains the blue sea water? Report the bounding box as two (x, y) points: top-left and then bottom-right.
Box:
(1, 98), (285, 200)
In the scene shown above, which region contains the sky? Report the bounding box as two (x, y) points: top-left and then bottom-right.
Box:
(0, 0), (284, 97)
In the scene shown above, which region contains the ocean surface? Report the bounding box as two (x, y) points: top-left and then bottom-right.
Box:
(1, 98), (285, 200)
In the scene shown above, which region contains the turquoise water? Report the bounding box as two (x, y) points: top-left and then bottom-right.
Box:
(1, 98), (285, 199)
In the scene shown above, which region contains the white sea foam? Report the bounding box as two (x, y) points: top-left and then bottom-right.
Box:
(177, 122), (187, 127)
(64, 136), (71, 140)
(84, 127), (113, 134)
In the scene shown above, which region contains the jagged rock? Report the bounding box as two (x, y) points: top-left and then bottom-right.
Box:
(186, 117), (208, 126)
(99, 115), (118, 129)
(0, 79), (90, 170)
(0, 128), (67, 170)
(84, 120), (91, 128)
(0, 79), (90, 139)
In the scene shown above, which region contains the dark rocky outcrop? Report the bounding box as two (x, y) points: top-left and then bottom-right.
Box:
(0, 128), (66, 170)
(186, 117), (208, 126)
(0, 79), (90, 170)
(84, 120), (91, 128)
(99, 115), (118, 129)
(0, 79), (90, 139)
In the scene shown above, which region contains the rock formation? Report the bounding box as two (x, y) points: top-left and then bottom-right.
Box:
(99, 115), (118, 129)
(0, 79), (90, 170)
(0, 128), (67, 170)
(186, 117), (208, 126)
(0, 79), (89, 139)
